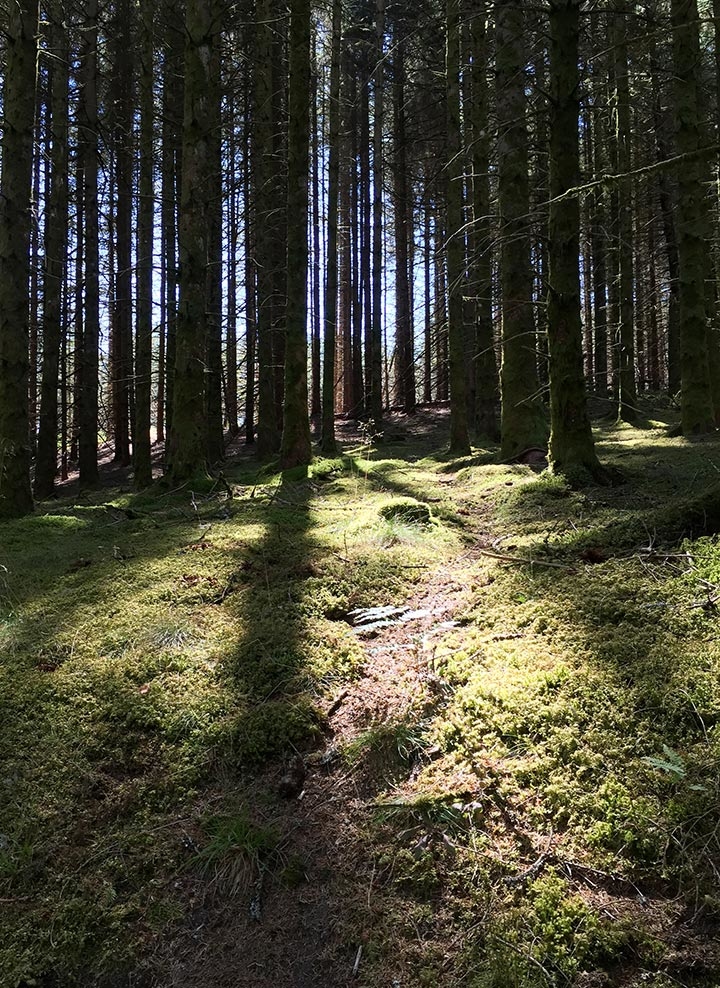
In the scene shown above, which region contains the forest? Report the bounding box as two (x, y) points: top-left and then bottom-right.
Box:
(2, 0), (720, 985)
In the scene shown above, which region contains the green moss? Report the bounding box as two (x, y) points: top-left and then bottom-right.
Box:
(378, 497), (432, 525)
(475, 872), (654, 987)
(5, 418), (720, 985)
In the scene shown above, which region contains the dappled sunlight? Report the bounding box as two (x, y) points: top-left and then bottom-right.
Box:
(4, 416), (720, 985)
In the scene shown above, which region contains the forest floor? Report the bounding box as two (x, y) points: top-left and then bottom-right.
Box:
(2, 405), (720, 988)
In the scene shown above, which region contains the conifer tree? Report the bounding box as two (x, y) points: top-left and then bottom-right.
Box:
(280, 0), (313, 470)
(165, 0), (219, 482)
(546, 0), (604, 480)
(0, 0), (38, 517)
(671, 0), (716, 435)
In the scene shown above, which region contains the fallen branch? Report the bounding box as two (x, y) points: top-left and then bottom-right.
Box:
(503, 852), (550, 886)
(326, 689), (349, 717)
(477, 549), (577, 572)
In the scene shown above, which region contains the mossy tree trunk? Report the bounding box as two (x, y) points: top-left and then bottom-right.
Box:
(35, 5), (69, 501)
(495, 0), (547, 459)
(165, 0), (218, 483)
(446, 0), (470, 455)
(0, 0), (38, 517)
(280, 0), (312, 471)
(546, 0), (604, 480)
(670, 0), (715, 435)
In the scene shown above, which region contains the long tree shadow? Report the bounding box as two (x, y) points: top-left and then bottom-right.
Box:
(151, 473), (375, 988)
(0, 477), (340, 986)
(218, 473), (322, 765)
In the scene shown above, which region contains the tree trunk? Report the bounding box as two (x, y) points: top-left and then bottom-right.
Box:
(446, 0), (470, 454)
(243, 74), (257, 446)
(111, 0), (134, 466)
(35, 6), (69, 500)
(423, 187), (433, 404)
(280, 0), (313, 470)
(546, 0), (603, 480)
(468, 0), (498, 439)
(134, 0), (155, 488)
(393, 39), (415, 414)
(590, 80), (609, 395)
(310, 32), (322, 426)
(670, 0), (715, 435)
(612, 5), (637, 422)
(495, 0), (547, 458)
(369, 0), (385, 428)
(165, 0), (218, 482)
(322, 0), (342, 454)
(254, 0), (281, 457)
(78, 0), (101, 488)
(160, 0), (184, 441)
(360, 64), (372, 419)
(226, 84), (240, 438)
(0, 0), (38, 517)
(204, 35), (224, 466)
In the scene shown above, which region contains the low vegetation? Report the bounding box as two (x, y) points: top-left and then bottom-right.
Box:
(2, 408), (720, 986)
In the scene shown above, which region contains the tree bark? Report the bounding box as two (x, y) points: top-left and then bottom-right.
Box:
(393, 38), (415, 414)
(78, 0), (101, 488)
(35, 6), (69, 500)
(495, 0), (546, 458)
(467, 0), (498, 439)
(612, 4), (637, 422)
(110, 0), (134, 466)
(280, 0), (313, 470)
(670, 0), (715, 434)
(134, 0), (155, 488)
(253, 0), (281, 456)
(165, 0), (217, 482)
(446, 0), (470, 454)
(546, 0), (603, 480)
(322, 0), (342, 454)
(0, 0), (38, 516)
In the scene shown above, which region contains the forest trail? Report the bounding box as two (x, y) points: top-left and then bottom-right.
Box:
(150, 522), (482, 988)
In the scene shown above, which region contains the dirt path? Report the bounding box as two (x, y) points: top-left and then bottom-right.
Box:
(149, 554), (473, 988)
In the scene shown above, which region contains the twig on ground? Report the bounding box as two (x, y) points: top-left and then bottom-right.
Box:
(491, 936), (554, 981)
(477, 549), (577, 572)
(503, 852), (549, 886)
(326, 689), (349, 717)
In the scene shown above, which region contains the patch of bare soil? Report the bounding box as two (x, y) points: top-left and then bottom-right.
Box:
(144, 556), (473, 988)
